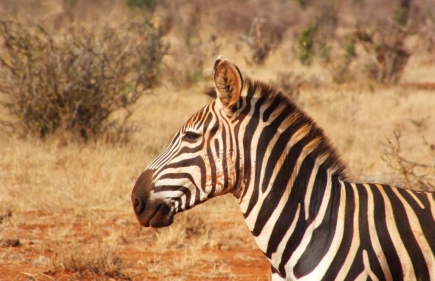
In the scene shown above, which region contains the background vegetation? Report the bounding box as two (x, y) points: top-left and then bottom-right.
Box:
(0, 0), (434, 280)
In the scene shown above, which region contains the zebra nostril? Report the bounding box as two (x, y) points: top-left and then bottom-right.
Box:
(133, 196), (145, 215)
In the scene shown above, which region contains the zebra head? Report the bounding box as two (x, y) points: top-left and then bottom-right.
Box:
(131, 56), (244, 228)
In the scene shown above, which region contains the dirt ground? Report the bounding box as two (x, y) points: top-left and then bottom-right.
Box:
(0, 206), (270, 281)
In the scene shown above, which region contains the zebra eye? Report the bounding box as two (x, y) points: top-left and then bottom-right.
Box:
(183, 131), (201, 142)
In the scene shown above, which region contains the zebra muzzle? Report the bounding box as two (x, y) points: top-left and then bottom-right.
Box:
(131, 170), (174, 228)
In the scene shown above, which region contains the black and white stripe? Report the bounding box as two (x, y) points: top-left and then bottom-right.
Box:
(131, 56), (435, 280)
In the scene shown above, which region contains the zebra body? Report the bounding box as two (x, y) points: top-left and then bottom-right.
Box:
(131, 56), (435, 280)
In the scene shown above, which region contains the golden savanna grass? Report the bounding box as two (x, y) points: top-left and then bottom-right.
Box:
(1, 0), (435, 280)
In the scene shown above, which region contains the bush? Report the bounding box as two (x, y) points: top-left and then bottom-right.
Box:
(330, 35), (357, 84)
(124, 0), (156, 10)
(297, 21), (317, 65)
(392, 7), (409, 27)
(239, 17), (284, 65)
(354, 24), (410, 83)
(296, 3), (338, 66)
(271, 72), (305, 102)
(0, 18), (168, 142)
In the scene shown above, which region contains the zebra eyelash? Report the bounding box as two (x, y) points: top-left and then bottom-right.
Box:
(182, 131), (201, 142)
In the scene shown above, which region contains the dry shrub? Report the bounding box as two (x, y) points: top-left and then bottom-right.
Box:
(330, 35), (357, 84)
(158, 0), (291, 66)
(154, 0), (202, 41)
(178, 0), (293, 37)
(271, 72), (306, 102)
(0, 18), (167, 142)
(235, 2), (293, 65)
(382, 130), (435, 191)
(163, 36), (220, 89)
(416, 13), (435, 56)
(48, 243), (131, 280)
(312, 2), (338, 63)
(296, 2), (338, 66)
(124, 0), (156, 11)
(152, 1), (221, 88)
(353, 24), (411, 84)
(239, 17), (285, 65)
(296, 21), (317, 66)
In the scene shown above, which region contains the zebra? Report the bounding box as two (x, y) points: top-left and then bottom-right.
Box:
(131, 56), (435, 280)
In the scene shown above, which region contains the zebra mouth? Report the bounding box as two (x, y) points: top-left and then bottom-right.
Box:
(137, 201), (174, 228)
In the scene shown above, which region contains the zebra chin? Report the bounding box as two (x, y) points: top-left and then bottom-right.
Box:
(134, 200), (174, 228)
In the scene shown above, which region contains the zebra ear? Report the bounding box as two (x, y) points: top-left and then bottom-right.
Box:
(213, 56), (243, 109)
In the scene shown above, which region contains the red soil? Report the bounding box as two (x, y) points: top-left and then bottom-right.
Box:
(0, 211), (270, 281)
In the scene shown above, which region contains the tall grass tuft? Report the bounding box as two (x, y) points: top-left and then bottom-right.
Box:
(48, 243), (131, 280)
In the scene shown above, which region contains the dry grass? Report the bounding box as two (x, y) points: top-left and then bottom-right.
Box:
(0, 0), (435, 280)
(49, 243), (130, 280)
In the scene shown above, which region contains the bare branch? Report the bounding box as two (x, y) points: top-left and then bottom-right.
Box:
(381, 130), (435, 191)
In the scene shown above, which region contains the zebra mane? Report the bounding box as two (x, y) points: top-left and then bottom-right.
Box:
(206, 78), (348, 179)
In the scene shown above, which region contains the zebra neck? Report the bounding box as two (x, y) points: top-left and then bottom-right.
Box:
(233, 82), (347, 210)
(239, 149), (343, 232)
(239, 161), (344, 273)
